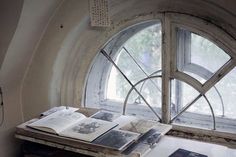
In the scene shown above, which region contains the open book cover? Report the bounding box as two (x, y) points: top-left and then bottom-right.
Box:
(92, 129), (140, 151)
(27, 109), (117, 142)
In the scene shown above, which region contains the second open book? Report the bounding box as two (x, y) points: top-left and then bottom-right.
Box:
(27, 109), (118, 142)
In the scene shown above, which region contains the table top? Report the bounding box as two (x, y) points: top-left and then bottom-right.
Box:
(16, 122), (236, 157)
(147, 136), (236, 157)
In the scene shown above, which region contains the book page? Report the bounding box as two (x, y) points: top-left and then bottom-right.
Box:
(59, 118), (118, 142)
(28, 109), (86, 134)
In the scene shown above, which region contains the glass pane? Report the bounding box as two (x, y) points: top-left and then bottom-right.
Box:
(171, 67), (236, 132)
(125, 77), (162, 120)
(171, 80), (200, 117)
(107, 67), (131, 102)
(173, 97), (214, 130)
(191, 33), (230, 73)
(124, 24), (162, 74)
(107, 23), (162, 103)
(206, 68), (236, 119)
(171, 79), (214, 130)
(177, 28), (230, 84)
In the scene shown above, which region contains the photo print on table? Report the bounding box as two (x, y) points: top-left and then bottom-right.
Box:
(72, 121), (101, 134)
(93, 129), (140, 150)
(91, 110), (121, 122)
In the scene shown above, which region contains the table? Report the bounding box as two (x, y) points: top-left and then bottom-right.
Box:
(15, 107), (236, 157)
(147, 136), (236, 157)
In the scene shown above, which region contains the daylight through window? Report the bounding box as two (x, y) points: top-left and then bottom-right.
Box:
(85, 16), (236, 135)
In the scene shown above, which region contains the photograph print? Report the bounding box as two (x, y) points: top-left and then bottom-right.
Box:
(169, 148), (208, 157)
(91, 110), (120, 122)
(59, 118), (118, 142)
(93, 129), (140, 151)
(72, 121), (101, 134)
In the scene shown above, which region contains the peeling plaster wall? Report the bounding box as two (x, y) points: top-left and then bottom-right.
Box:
(0, 0), (235, 156)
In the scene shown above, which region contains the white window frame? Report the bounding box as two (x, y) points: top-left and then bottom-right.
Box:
(167, 13), (236, 139)
(84, 13), (236, 140)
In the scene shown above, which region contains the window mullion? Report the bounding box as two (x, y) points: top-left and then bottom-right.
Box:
(162, 14), (171, 124)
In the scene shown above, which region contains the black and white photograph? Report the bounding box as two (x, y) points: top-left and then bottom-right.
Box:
(60, 118), (118, 142)
(91, 110), (120, 122)
(92, 129), (140, 150)
(137, 128), (161, 146)
(72, 121), (101, 134)
(169, 149), (208, 157)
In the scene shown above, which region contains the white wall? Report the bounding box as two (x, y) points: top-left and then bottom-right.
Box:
(0, 0), (23, 71)
(0, 0), (62, 156)
(0, 0), (235, 156)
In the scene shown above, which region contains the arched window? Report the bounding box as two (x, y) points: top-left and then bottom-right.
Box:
(85, 21), (163, 120)
(85, 14), (236, 135)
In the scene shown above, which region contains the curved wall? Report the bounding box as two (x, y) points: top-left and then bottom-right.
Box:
(0, 0), (23, 69)
(22, 0), (236, 121)
(0, 0), (62, 156)
(0, 0), (235, 156)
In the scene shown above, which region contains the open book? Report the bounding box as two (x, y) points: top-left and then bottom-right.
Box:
(27, 109), (118, 142)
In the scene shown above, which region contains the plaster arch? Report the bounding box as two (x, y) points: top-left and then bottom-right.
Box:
(21, 0), (236, 121)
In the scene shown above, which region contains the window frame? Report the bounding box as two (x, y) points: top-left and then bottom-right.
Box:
(176, 29), (214, 81)
(167, 13), (236, 138)
(84, 13), (236, 140)
(84, 20), (161, 107)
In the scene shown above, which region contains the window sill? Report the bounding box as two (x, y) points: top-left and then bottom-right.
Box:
(87, 100), (236, 148)
(169, 124), (236, 149)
